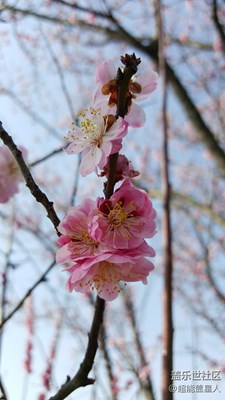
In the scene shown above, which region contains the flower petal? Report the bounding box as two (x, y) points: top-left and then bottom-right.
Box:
(136, 70), (158, 101)
(125, 103), (146, 127)
(95, 60), (117, 84)
(80, 146), (102, 176)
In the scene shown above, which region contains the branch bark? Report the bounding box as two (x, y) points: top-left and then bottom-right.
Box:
(212, 0), (225, 53)
(0, 122), (61, 235)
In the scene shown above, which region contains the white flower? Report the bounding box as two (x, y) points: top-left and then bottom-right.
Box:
(65, 107), (128, 176)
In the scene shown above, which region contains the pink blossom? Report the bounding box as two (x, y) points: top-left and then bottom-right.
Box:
(38, 395), (46, 400)
(99, 154), (140, 182)
(94, 60), (158, 127)
(90, 179), (157, 249)
(65, 241), (155, 300)
(56, 197), (156, 300)
(56, 198), (107, 264)
(0, 145), (27, 203)
(65, 107), (128, 176)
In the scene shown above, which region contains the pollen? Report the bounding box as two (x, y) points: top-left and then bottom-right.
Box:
(101, 200), (143, 240)
(93, 261), (121, 296)
(108, 201), (129, 227)
(69, 224), (99, 256)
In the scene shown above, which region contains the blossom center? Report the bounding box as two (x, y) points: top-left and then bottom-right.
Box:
(93, 261), (121, 296)
(101, 76), (142, 111)
(79, 108), (107, 148)
(69, 224), (99, 255)
(101, 200), (143, 240)
(108, 201), (129, 227)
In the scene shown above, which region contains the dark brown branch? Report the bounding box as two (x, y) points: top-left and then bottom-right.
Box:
(1, 2), (116, 36)
(52, 0), (111, 20)
(48, 296), (105, 400)
(0, 122), (61, 235)
(212, 0), (225, 53)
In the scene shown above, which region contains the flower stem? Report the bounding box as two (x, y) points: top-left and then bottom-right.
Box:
(104, 53), (141, 198)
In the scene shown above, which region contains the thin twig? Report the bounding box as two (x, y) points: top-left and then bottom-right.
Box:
(193, 227), (225, 305)
(100, 324), (118, 400)
(0, 261), (56, 329)
(40, 29), (77, 121)
(0, 212), (14, 400)
(124, 291), (155, 400)
(30, 147), (64, 167)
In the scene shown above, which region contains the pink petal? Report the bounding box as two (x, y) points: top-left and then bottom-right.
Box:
(80, 146), (102, 176)
(125, 103), (146, 127)
(137, 70), (158, 101)
(120, 259), (154, 283)
(95, 60), (117, 84)
(56, 243), (73, 264)
(65, 141), (86, 155)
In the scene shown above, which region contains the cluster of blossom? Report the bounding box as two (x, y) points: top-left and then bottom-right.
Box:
(56, 55), (158, 300)
(0, 145), (27, 203)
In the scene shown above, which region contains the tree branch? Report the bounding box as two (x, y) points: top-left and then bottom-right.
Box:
(194, 228), (225, 305)
(48, 296), (105, 400)
(0, 122), (61, 235)
(29, 147), (64, 167)
(124, 291), (155, 400)
(52, 0), (111, 20)
(212, 0), (225, 53)
(0, 261), (56, 329)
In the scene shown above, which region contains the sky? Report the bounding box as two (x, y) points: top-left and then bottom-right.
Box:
(0, 1), (225, 400)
